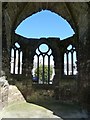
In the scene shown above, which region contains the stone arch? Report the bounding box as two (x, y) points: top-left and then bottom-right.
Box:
(11, 3), (76, 42)
(32, 43), (55, 84)
(30, 38), (61, 87)
(64, 44), (77, 76)
(2, 2), (90, 112)
(10, 42), (23, 75)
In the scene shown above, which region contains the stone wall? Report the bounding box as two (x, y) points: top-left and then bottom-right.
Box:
(2, 2), (90, 113)
(78, 5), (90, 112)
(0, 76), (26, 111)
(7, 35), (78, 103)
(0, 76), (9, 110)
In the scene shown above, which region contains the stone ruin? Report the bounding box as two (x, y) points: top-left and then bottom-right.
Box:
(1, 2), (90, 115)
(0, 76), (9, 110)
(0, 72), (26, 110)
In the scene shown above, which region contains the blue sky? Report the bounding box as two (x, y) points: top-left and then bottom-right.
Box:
(15, 10), (75, 40)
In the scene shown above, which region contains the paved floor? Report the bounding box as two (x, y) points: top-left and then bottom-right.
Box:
(0, 101), (62, 119)
(32, 100), (88, 119)
(0, 85), (88, 119)
(0, 100), (88, 120)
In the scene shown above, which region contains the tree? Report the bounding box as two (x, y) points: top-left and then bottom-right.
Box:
(35, 64), (53, 83)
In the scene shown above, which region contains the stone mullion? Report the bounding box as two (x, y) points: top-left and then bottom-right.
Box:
(22, 51), (26, 76)
(66, 52), (69, 75)
(48, 56), (50, 84)
(37, 55), (39, 83)
(13, 49), (16, 74)
(71, 51), (73, 75)
(18, 50), (20, 74)
(42, 55), (45, 84)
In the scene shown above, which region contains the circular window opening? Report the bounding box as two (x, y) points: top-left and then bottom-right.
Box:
(39, 44), (49, 53)
(32, 43), (55, 85)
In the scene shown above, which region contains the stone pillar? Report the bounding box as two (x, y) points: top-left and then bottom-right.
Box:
(21, 48), (33, 101)
(53, 54), (61, 100)
(78, 9), (90, 114)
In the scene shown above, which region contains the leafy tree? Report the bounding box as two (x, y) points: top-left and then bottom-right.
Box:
(35, 64), (53, 82)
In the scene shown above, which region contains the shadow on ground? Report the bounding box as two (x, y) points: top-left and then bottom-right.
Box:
(29, 98), (88, 119)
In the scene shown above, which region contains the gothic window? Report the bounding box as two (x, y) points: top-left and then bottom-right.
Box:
(32, 44), (55, 84)
(64, 45), (77, 75)
(10, 42), (23, 74)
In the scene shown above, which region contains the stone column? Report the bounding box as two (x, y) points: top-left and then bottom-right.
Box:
(53, 54), (61, 100)
(77, 5), (89, 114)
(21, 48), (33, 101)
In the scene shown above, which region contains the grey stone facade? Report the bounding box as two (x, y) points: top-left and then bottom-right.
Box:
(1, 2), (90, 114)
(0, 76), (9, 109)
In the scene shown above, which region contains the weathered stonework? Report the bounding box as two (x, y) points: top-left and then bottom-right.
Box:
(2, 2), (90, 115)
(0, 76), (9, 109)
(6, 35), (78, 103)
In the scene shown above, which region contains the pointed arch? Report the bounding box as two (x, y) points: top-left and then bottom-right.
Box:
(32, 43), (55, 84)
(10, 42), (23, 74)
(64, 44), (78, 75)
(15, 10), (75, 40)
